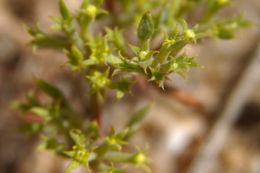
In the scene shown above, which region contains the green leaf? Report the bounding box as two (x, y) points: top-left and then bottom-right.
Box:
(103, 151), (133, 162)
(109, 79), (132, 99)
(204, 0), (231, 22)
(21, 123), (43, 133)
(87, 36), (110, 64)
(35, 79), (64, 100)
(99, 164), (124, 173)
(93, 0), (104, 7)
(130, 150), (151, 173)
(37, 136), (63, 151)
(138, 12), (154, 42)
(67, 45), (84, 66)
(27, 26), (70, 49)
(66, 160), (81, 173)
(170, 55), (200, 78)
(149, 68), (166, 84)
(59, 0), (71, 20)
(105, 130), (128, 150)
(213, 16), (253, 39)
(30, 107), (50, 120)
(117, 55), (142, 73)
(81, 0), (90, 8)
(11, 101), (30, 111)
(26, 25), (41, 37)
(69, 129), (86, 146)
(85, 121), (99, 140)
(106, 28), (125, 52)
(129, 44), (141, 55)
(126, 105), (150, 127)
(71, 46), (84, 61)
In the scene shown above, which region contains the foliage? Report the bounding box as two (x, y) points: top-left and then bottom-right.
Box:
(13, 82), (151, 172)
(14, 0), (250, 172)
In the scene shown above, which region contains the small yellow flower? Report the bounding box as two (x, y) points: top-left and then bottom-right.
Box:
(185, 29), (195, 39)
(86, 5), (97, 17)
(217, 0), (230, 6)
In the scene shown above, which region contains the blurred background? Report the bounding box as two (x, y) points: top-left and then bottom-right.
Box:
(0, 0), (259, 173)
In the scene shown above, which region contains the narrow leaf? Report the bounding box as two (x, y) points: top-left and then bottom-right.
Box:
(66, 160), (81, 173)
(30, 107), (50, 120)
(59, 0), (71, 20)
(126, 105), (150, 127)
(35, 79), (64, 100)
(138, 13), (154, 42)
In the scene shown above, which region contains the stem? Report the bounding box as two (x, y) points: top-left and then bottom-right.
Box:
(91, 93), (102, 129)
(140, 40), (149, 51)
(105, 0), (116, 14)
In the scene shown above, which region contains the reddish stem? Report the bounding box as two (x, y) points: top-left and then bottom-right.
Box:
(91, 94), (102, 130)
(105, 0), (116, 13)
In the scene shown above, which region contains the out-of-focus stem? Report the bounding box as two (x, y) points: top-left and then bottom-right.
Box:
(189, 39), (260, 173)
(105, 0), (116, 13)
(91, 94), (102, 130)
